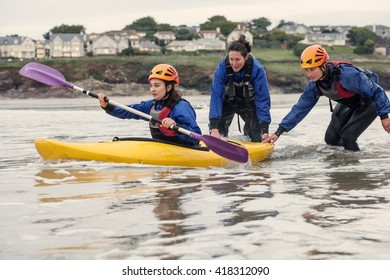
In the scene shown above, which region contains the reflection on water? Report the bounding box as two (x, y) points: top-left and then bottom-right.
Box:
(96, 169), (274, 260)
(304, 170), (388, 227)
(154, 188), (187, 239)
(35, 168), (154, 187)
(1, 96), (389, 260)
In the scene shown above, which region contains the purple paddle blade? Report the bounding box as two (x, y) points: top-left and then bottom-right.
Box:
(19, 62), (73, 88)
(190, 133), (249, 163)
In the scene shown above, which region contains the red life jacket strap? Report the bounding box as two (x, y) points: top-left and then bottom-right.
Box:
(329, 61), (356, 98)
(158, 107), (177, 136)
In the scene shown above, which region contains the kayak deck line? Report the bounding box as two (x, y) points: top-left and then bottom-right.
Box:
(111, 136), (210, 151)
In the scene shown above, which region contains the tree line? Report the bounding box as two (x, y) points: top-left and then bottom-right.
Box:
(42, 15), (385, 55)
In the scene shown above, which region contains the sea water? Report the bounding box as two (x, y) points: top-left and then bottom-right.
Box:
(0, 94), (389, 260)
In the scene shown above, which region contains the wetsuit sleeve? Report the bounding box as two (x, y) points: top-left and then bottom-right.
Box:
(251, 60), (271, 132)
(209, 60), (228, 129)
(171, 101), (202, 146)
(278, 82), (320, 133)
(339, 65), (390, 118)
(102, 99), (154, 120)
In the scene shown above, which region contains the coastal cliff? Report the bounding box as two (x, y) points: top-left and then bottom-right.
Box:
(0, 60), (306, 98)
(1, 59), (388, 98)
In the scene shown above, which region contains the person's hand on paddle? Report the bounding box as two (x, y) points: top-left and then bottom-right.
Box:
(262, 134), (279, 144)
(97, 93), (109, 108)
(161, 118), (176, 129)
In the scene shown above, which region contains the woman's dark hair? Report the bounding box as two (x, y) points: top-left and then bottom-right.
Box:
(164, 82), (181, 109)
(228, 35), (251, 57)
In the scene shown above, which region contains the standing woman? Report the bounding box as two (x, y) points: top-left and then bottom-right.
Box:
(263, 44), (390, 151)
(97, 64), (202, 147)
(209, 35), (271, 142)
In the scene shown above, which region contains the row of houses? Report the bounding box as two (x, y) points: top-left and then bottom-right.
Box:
(281, 23), (390, 47)
(1, 23), (389, 60)
(0, 24), (252, 60)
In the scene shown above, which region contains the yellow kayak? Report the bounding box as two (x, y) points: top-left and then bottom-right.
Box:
(34, 137), (273, 167)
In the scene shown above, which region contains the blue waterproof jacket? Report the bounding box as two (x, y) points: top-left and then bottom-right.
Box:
(209, 57), (271, 125)
(104, 99), (202, 146)
(279, 63), (390, 132)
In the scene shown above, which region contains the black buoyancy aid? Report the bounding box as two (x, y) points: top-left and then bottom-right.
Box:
(224, 54), (254, 104)
(318, 61), (379, 100)
(149, 103), (178, 141)
(317, 61), (378, 111)
(317, 61), (356, 101)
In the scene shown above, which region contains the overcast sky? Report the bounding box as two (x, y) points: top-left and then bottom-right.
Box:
(2, 0), (390, 39)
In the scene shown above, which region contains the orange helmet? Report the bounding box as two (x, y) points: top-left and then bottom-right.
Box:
(300, 45), (329, 69)
(148, 64), (179, 84)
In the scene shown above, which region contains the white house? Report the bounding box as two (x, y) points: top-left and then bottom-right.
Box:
(49, 33), (85, 58)
(226, 23), (253, 45)
(133, 40), (161, 53)
(280, 23), (310, 35)
(300, 33), (346, 46)
(196, 38), (226, 51)
(154, 31), (176, 45)
(35, 40), (46, 59)
(103, 30), (144, 47)
(165, 40), (198, 52)
(165, 38), (225, 53)
(91, 34), (128, 55)
(0, 36), (35, 59)
(197, 27), (225, 40)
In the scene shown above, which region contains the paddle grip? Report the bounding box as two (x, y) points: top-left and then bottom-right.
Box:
(82, 90), (110, 106)
(85, 91), (99, 99)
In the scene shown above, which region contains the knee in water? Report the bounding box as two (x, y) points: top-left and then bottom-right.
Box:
(340, 134), (360, 151)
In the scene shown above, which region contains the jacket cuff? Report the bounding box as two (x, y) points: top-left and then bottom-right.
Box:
(380, 113), (389, 120)
(209, 118), (220, 129)
(259, 122), (269, 134)
(274, 126), (286, 137)
(102, 103), (115, 113)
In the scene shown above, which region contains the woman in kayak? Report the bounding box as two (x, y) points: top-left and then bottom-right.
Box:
(97, 63), (202, 147)
(263, 44), (390, 151)
(208, 35), (271, 142)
